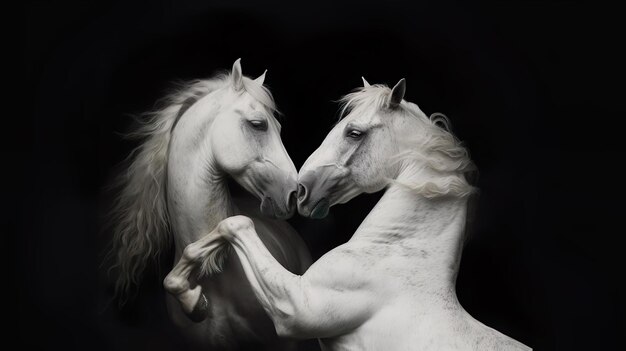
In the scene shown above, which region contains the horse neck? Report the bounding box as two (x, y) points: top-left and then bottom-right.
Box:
(353, 166), (468, 297)
(169, 170), (233, 250)
(166, 109), (235, 253)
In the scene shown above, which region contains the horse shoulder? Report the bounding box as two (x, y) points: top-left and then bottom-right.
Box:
(284, 242), (382, 334)
(304, 242), (378, 292)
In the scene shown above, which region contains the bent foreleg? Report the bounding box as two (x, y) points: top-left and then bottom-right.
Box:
(163, 228), (227, 322)
(218, 216), (358, 338)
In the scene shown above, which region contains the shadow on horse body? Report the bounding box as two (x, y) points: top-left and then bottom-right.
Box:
(110, 59), (311, 350)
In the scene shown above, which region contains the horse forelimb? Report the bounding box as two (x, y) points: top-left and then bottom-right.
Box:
(163, 228), (223, 322)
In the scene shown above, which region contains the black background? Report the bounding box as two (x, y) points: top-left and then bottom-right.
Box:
(18, 0), (624, 350)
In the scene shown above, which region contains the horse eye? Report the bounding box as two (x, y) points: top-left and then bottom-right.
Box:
(346, 129), (365, 139)
(248, 120), (268, 131)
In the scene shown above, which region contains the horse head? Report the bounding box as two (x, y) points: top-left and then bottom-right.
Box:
(297, 77), (474, 218)
(170, 59), (298, 220)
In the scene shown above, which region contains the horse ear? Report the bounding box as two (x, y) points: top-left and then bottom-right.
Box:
(362, 76), (371, 87)
(232, 58), (244, 91)
(254, 69), (267, 85)
(388, 78), (406, 108)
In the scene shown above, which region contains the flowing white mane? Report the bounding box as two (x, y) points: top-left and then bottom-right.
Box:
(339, 84), (476, 198)
(109, 72), (276, 301)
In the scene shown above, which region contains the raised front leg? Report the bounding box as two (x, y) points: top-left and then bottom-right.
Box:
(219, 215), (375, 339)
(163, 229), (225, 322)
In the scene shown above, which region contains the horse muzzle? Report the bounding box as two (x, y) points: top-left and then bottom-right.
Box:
(297, 167), (345, 219)
(260, 190), (297, 219)
(256, 168), (297, 219)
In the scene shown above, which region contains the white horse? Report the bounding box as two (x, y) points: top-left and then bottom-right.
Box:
(182, 77), (531, 350)
(110, 59), (311, 350)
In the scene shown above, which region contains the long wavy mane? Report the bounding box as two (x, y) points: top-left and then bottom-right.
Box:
(109, 72), (276, 302)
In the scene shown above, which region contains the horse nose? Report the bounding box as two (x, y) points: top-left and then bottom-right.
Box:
(297, 183), (308, 203)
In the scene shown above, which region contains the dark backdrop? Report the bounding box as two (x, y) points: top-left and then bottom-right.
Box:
(18, 0), (623, 350)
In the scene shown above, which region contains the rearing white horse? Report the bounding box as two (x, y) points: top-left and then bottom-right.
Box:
(181, 77), (531, 350)
(110, 59), (311, 350)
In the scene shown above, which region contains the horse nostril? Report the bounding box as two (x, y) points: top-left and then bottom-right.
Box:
(288, 191), (297, 210)
(297, 183), (308, 202)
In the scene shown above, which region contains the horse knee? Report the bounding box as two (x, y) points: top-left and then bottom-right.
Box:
(182, 243), (202, 262)
(163, 274), (189, 295)
(218, 215), (254, 235)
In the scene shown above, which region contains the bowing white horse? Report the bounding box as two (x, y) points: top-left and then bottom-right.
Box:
(179, 76), (531, 350)
(110, 59), (311, 350)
